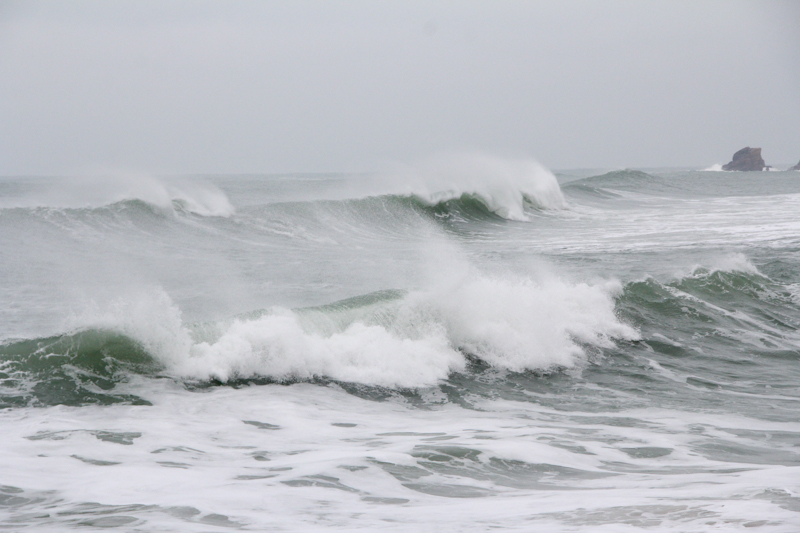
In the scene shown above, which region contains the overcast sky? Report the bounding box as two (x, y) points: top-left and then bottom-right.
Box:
(1, 0), (798, 174)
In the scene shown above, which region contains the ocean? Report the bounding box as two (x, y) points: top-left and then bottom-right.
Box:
(1, 155), (799, 531)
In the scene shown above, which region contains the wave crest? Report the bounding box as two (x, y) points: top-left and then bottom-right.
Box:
(78, 270), (636, 388)
(159, 271), (639, 387)
(1, 270), (640, 395)
(384, 154), (566, 220)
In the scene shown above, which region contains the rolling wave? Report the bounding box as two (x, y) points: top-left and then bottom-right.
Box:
(0, 269), (638, 404)
(3, 256), (798, 408)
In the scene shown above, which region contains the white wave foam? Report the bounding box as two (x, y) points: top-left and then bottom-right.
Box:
(1, 173), (235, 217)
(384, 153), (566, 220)
(658, 254), (763, 287)
(184, 311), (463, 387)
(403, 273), (638, 372)
(688, 253), (761, 277)
(702, 164), (781, 172)
(72, 267), (639, 388)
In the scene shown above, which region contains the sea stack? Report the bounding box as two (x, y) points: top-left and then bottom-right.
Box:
(789, 160), (800, 171)
(722, 147), (767, 171)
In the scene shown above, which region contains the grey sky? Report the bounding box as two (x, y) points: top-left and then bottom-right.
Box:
(1, 0), (798, 174)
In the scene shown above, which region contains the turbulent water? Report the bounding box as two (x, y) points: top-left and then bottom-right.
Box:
(2, 156), (800, 531)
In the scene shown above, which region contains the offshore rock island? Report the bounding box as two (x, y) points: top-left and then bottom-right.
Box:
(722, 147), (768, 171)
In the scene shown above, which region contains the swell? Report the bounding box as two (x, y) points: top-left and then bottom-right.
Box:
(615, 261), (800, 399)
(562, 169), (682, 199)
(562, 168), (800, 201)
(565, 169), (660, 188)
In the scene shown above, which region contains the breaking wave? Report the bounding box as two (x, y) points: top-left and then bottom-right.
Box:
(377, 154), (566, 220)
(0, 268), (639, 405)
(5, 253), (800, 408)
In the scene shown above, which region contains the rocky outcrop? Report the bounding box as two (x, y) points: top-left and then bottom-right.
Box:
(722, 147), (767, 171)
(789, 160), (800, 171)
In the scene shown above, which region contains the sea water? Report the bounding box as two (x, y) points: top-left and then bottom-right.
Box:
(1, 155), (799, 531)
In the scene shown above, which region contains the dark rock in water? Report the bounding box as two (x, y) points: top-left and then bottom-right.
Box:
(789, 160), (800, 171)
(722, 147), (767, 171)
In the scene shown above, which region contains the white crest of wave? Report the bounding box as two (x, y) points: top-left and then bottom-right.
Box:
(689, 253), (760, 276)
(5, 172), (234, 217)
(184, 312), (463, 388)
(74, 265), (639, 389)
(702, 164), (724, 171)
(417, 274), (638, 371)
(385, 153), (566, 220)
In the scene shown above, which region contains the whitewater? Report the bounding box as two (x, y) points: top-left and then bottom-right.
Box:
(1, 156), (800, 531)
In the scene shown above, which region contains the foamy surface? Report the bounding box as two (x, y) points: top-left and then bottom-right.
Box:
(2, 383), (799, 531)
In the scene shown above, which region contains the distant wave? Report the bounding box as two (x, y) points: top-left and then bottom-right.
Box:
(377, 154), (566, 220)
(0, 174), (235, 217)
(566, 169), (658, 187)
(561, 169), (691, 199)
(0, 156), (563, 222)
(246, 155), (569, 224)
(342, 193), (542, 224)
